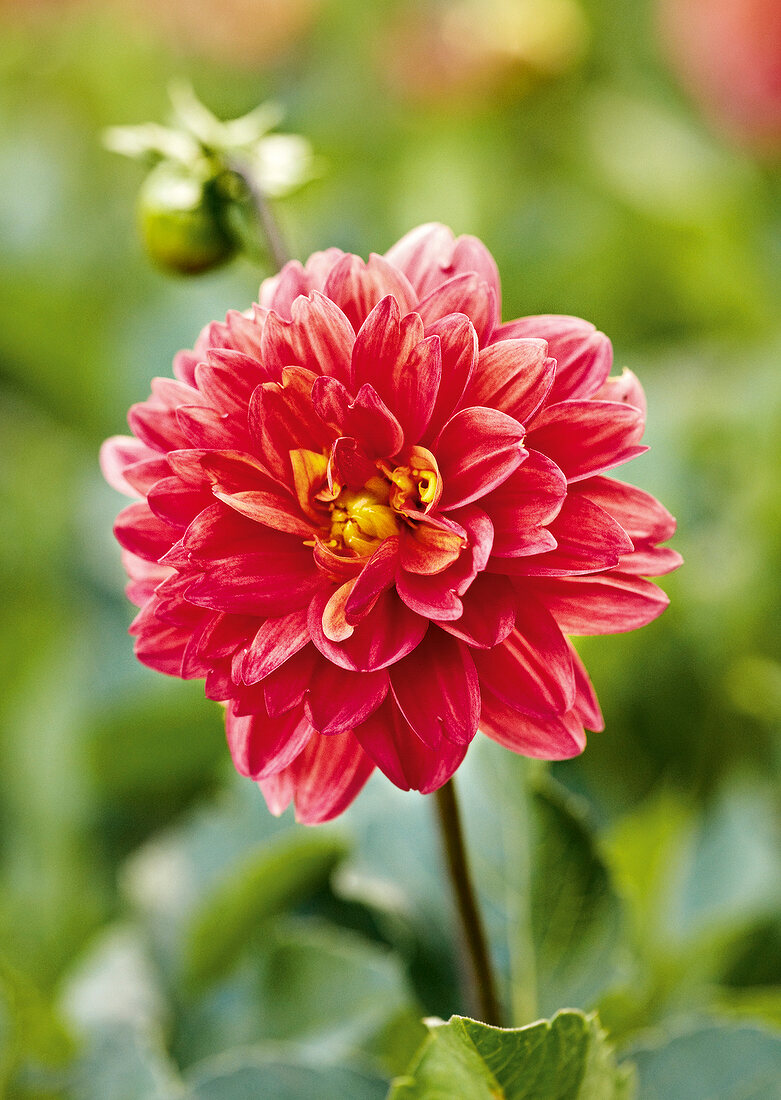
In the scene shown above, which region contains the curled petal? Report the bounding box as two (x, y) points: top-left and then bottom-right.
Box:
(479, 688), (586, 760)
(100, 436), (155, 497)
(354, 697), (467, 793)
(241, 608), (310, 684)
(436, 407), (527, 510)
(384, 223), (501, 315)
(524, 572), (671, 634)
(494, 315), (612, 405)
(594, 368), (647, 418)
(474, 596), (575, 718)
(305, 663), (389, 735)
(226, 704), (312, 780)
(258, 730), (375, 824)
(526, 400), (646, 483)
(323, 253), (417, 331)
(309, 586), (428, 671)
(465, 339), (555, 424)
(417, 273), (498, 347)
(390, 629), (480, 747)
(260, 291), (355, 384)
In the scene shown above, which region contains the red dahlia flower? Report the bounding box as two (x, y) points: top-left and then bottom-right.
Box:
(101, 223), (681, 823)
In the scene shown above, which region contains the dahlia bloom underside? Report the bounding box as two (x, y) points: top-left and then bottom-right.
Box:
(102, 223), (680, 823)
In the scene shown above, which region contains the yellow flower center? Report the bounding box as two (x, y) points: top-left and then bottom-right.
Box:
(294, 445), (443, 558)
(328, 477), (399, 556)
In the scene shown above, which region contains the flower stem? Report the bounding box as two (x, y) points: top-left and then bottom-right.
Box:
(433, 778), (503, 1027)
(227, 157), (291, 272)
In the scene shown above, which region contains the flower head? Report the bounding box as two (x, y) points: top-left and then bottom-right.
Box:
(102, 223), (681, 823)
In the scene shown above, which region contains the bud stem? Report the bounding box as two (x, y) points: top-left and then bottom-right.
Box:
(228, 156), (291, 272)
(433, 777), (504, 1027)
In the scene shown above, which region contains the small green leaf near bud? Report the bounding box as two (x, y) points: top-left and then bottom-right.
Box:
(136, 161), (236, 275)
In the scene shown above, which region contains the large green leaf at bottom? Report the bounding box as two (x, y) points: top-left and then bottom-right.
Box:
(388, 1011), (635, 1099)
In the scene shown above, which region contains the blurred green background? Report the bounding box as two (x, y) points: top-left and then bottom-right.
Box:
(1, 0), (781, 1095)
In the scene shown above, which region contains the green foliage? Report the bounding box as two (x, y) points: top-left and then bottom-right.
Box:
(185, 832), (350, 987)
(389, 1012), (635, 1100)
(626, 1020), (781, 1100)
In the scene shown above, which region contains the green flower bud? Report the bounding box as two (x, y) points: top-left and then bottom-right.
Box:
(136, 161), (236, 275)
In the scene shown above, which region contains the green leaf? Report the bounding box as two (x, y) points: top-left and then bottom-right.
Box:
(66, 1025), (182, 1100)
(626, 1020), (781, 1099)
(389, 1011), (635, 1099)
(184, 832), (349, 987)
(464, 746), (627, 1021)
(182, 1047), (387, 1100)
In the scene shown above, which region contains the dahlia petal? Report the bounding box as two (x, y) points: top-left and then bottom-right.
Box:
(594, 368), (647, 417)
(499, 493), (634, 577)
(526, 572), (670, 634)
(350, 295), (439, 443)
(474, 596), (575, 718)
(128, 396), (191, 453)
(395, 568), (462, 620)
(390, 629), (479, 747)
(176, 405), (244, 450)
(305, 663), (389, 735)
(249, 368), (332, 481)
(309, 586), (428, 672)
(479, 688), (586, 760)
(571, 476), (676, 544)
(354, 697), (467, 793)
(182, 501), (264, 558)
(122, 550), (172, 606)
(398, 515), (467, 575)
(147, 477), (214, 528)
(416, 273), (498, 347)
(195, 611), (258, 662)
(129, 601), (190, 676)
(312, 538), (365, 581)
(526, 400), (647, 482)
(204, 662), (234, 701)
(196, 351), (268, 416)
(323, 253), (418, 332)
(384, 223), (501, 312)
(434, 572), (517, 649)
(258, 730), (375, 824)
(465, 339), (555, 423)
(328, 436), (376, 489)
(241, 607), (311, 684)
(311, 376), (404, 459)
(436, 407), (527, 510)
(344, 538), (399, 623)
(260, 291), (354, 385)
(100, 436), (155, 496)
(258, 259), (309, 317)
(195, 449), (288, 496)
(124, 457), (173, 496)
(619, 546), (684, 577)
(214, 489), (314, 537)
(259, 249), (346, 317)
(568, 642), (604, 732)
(185, 543), (320, 616)
(494, 315), (613, 404)
(422, 312), (479, 441)
(482, 450), (566, 557)
(322, 580), (357, 642)
(391, 334), (442, 444)
(263, 645), (319, 717)
(114, 501), (178, 562)
(225, 705), (312, 780)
